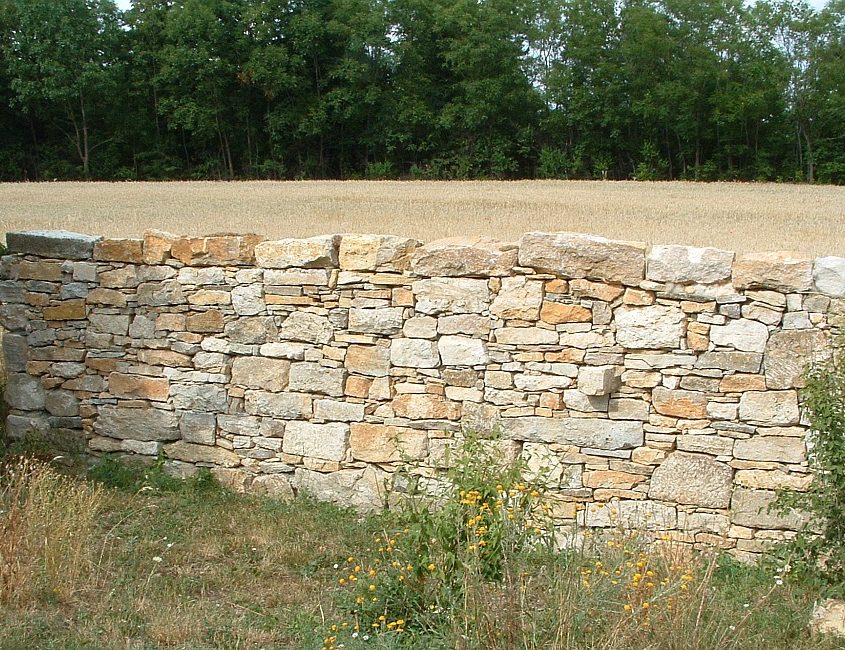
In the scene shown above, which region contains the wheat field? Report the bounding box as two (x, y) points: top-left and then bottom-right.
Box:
(1, 180), (843, 255)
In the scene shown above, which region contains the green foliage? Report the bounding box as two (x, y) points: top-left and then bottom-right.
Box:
(778, 335), (845, 595)
(87, 453), (222, 497)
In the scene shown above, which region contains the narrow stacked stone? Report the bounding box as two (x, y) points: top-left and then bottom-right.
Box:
(2, 229), (844, 559)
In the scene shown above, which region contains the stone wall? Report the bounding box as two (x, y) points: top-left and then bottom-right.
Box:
(2, 229), (844, 558)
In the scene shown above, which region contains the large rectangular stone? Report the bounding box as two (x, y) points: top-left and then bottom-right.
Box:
(501, 416), (642, 450)
(6, 230), (101, 260)
(231, 357), (291, 392)
(283, 421), (349, 461)
(255, 236), (339, 269)
(349, 423), (427, 462)
(94, 406), (180, 441)
(108, 373), (170, 401)
(244, 391), (312, 419)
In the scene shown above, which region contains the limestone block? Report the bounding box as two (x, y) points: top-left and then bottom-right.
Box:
(518, 232), (646, 285)
(813, 256), (845, 296)
(646, 245), (734, 284)
(349, 423), (428, 462)
(392, 393), (461, 420)
(255, 235), (339, 269)
(735, 470), (812, 491)
(231, 284), (264, 315)
(734, 436), (805, 464)
(437, 314), (491, 336)
(188, 290), (231, 306)
(93, 238), (144, 263)
(495, 327), (558, 345)
(810, 600), (845, 638)
(2, 333), (28, 372)
(490, 276), (543, 320)
(86, 288), (127, 307)
(250, 475), (294, 500)
(89, 313), (131, 335)
(43, 390), (79, 417)
(501, 416), (642, 450)
(651, 387), (708, 419)
(6, 230), (101, 260)
(412, 278), (490, 315)
(709, 318), (769, 353)
(231, 357), (291, 392)
(764, 329), (830, 389)
(739, 390), (800, 426)
(264, 269), (331, 286)
(170, 234), (264, 266)
(294, 467), (386, 511)
(522, 442), (583, 488)
(185, 310), (224, 333)
(348, 307), (404, 334)
(95, 406), (180, 441)
(577, 365), (616, 396)
(615, 305), (685, 349)
(696, 351), (762, 373)
(438, 335), (489, 366)
(177, 267), (227, 286)
(569, 279), (625, 302)
(732, 252), (813, 292)
(279, 311), (335, 344)
(164, 440), (240, 467)
(283, 421), (349, 461)
(578, 500), (676, 530)
(648, 452), (732, 508)
(5, 373), (46, 411)
(244, 391), (312, 418)
(226, 317), (278, 344)
(540, 302), (591, 324)
(584, 470), (646, 490)
(391, 338), (440, 368)
(108, 372), (170, 401)
(675, 434), (734, 456)
(719, 374), (767, 392)
(100, 266), (139, 289)
(180, 411), (216, 445)
(137, 280), (186, 306)
(339, 234), (420, 271)
(170, 384), (228, 412)
(43, 300), (87, 321)
(403, 315), (438, 338)
(410, 237), (517, 277)
(344, 344), (389, 377)
(288, 363), (345, 397)
(730, 487), (806, 530)
(608, 398), (649, 421)
(314, 399), (366, 422)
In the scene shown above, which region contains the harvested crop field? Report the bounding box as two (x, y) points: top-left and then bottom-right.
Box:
(1, 180), (844, 256)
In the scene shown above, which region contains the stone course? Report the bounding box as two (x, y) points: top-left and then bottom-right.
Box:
(3, 228), (843, 560)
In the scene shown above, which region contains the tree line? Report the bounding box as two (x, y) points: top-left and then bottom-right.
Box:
(0, 0), (843, 183)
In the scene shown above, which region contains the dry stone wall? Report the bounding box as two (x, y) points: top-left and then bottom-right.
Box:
(2, 229), (844, 558)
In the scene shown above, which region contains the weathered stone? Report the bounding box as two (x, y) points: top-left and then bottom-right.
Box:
(696, 351), (762, 373)
(0, 304), (28, 330)
(186, 310), (224, 333)
(164, 440), (240, 467)
(314, 399), (365, 421)
(2, 334), (28, 372)
(348, 307), (404, 334)
(719, 374), (767, 392)
(391, 338), (440, 368)
(764, 329), (830, 389)
(569, 279), (625, 302)
(95, 406), (180, 441)
(231, 284), (264, 315)
(615, 305), (685, 349)
(259, 342), (308, 360)
(170, 234), (264, 266)
(264, 268), (331, 286)
(412, 278), (490, 315)
(577, 365), (616, 396)
(137, 280), (186, 306)
(647, 245), (734, 284)
(710, 318), (769, 353)
(733, 252), (813, 292)
(6, 230), (101, 260)
(231, 357), (291, 392)
(283, 421), (349, 461)
(809, 599), (845, 638)
(501, 416), (642, 450)
(142, 229), (177, 264)
(403, 315), (438, 338)
(540, 302), (591, 324)
(43, 300), (87, 321)
(179, 411), (216, 445)
(294, 467), (385, 511)
(99, 266), (140, 289)
(89, 313), (131, 335)
(735, 469), (812, 491)
(734, 436), (805, 463)
(813, 256), (845, 296)
(18, 261), (63, 281)
(562, 389), (609, 412)
(739, 390), (799, 426)
(648, 452), (732, 508)
(188, 290), (231, 306)
(244, 391), (312, 418)
(393, 393), (461, 420)
(676, 434), (734, 456)
(93, 238), (144, 263)
(411, 237), (517, 277)
(170, 384), (228, 412)
(279, 311), (334, 343)
(108, 372), (170, 401)
(338, 234), (419, 271)
(522, 443), (583, 488)
(255, 236), (339, 269)
(288, 363), (345, 396)
(5, 373), (45, 411)
(519, 232), (646, 285)
(437, 314), (490, 336)
(177, 266), (227, 286)
(608, 398), (649, 420)
(43, 390), (79, 417)
(652, 387), (708, 419)
(578, 500), (677, 530)
(490, 276), (543, 320)
(86, 288), (127, 307)
(584, 470), (646, 490)
(438, 335), (488, 366)
(349, 423), (427, 462)
(495, 327), (558, 345)
(225, 317), (278, 344)
(731, 487), (806, 529)
(345, 344), (391, 376)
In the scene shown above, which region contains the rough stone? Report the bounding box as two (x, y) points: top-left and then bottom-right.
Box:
(809, 599), (845, 638)
(349, 423), (428, 462)
(696, 351), (762, 373)
(710, 318), (769, 353)
(577, 365), (616, 396)
(495, 327), (558, 345)
(578, 500), (677, 530)
(675, 434), (734, 456)
(501, 416), (643, 450)
(731, 487), (806, 530)
(180, 411), (217, 445)
(231, 284), (264, 315)
(288, 363), (345, 396)
(519, 231), (646, 285)
(438, 335), (489, 366)
(108, 372), (170, 401)
(244, 391), (312, 418)
(294, 467), (385, 511)
(615, 305), (685, 349)
(652, 387), (708, 419)
(18, 261), (63, 281)
(412, 278), (490, 314)
(393, 393), (461, 420)
(490, 276), (544, 320)
(164, 440), (240, 467)
(6, 230), (101, 260)
(733, 252), (814, 292)
(5, 373), (46, 411)
(44, 300), (87, 321)
(540, 302), (591, 324)
(86, 288), (128, 307)
(186, 310), (224, 333)
(93, 238), (145, 263)
(734, 436), (805, 464)
(348, 307), (404, 334)
(813, 256), (845, 296)
(44, 390), (79, 416)
(739, 390), (800, 426)
(95, 406), (180, 441)
(170, 383), (228, 412)
(225, 317), (278, 344)
(345, 344), (391, 376)
(314, 399), (366, 422)
(279, 311), (334, 343)
(231, 357), (291, 391)
(89, 313), (131, 335)
(647, 245), (734, 285)
(764, 329), (830, 389)
(410, 237), (518, 277)
(2, 334), (28, 372)
(403, 316), (438, 338)
(255, 236), (340, 269)
(170, 234), (264, 266)
(283, 421), (349, 461)
(391, 338), (440, 368)
(339, 234), (420, 271)
(648, 452), (732, 507)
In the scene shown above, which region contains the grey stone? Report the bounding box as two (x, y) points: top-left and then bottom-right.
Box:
(412, 278), (491, 315)
(177, 267), (226, 285)
(0, 280), (24, 304)
(647, 245), (734, 285)
(734, 436), (805, 464)
(45, 390), (79, 417)
(260, 342), (308, 360)
(648, 452), (733, 508)
(314, 399), (366, 422)
(163, 441), (241, 467)
(5, 373), (45, 410)
(61, 282), (89, 299)
(695, 351), (762, 373)
(294, 466), (386, 511)
(501, 416), (643, 450)
(279, 311), (334, 343)
(225, 317), (278, 344)
(710, 318), (769, 353)
(739, 390), (800, 426)
(231, 284), (264, 315)
(244, 391), (312, 418)
(764, 329), (831, 389)
(170, 383), (229, 412)
(578, 500), (677, 530)
(578, 365), (617, 395)
(615, 305), (685, 349)
(137, 280), (186, 306)
(89, 313), (131, 336)
(348, 307), (404, 334)
(2, 333), (28, 372)
(6, 230), (101, 260)
(289, 363), (346, 397)
(231, 357), (291, 392)
(128, 315), (156, 338)
(94, 406), (180, 441)
(731, 487), (806, 530)
(180, 411), (217, 445)
(283, 421), (349, 461)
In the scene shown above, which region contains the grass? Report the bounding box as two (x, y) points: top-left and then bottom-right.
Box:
(0, 451), (843, 650)
(1, 180), (845, 255)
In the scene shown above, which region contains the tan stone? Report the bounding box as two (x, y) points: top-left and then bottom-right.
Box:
(687, 330), (709, 351)
(540, 302), (591, 324)
(171, 234), (264, 266)
(345, 376), (372, 398)
(545, 279), (569, 293)
(651, 387), (708, 419)
(186, 310), (224, 333)
(94, 238), (144, 263)
(732, 252), (813, 292)
(733, 436), (805, 464)
(393, 288), (414, 306)
(18, 261), (63, 281)
(188, 290), (231, 306)
(345, 344), (391, 377)
(631, 447), (667, 465)
(86, 288), (127, 307)
(349, 423), (427, 462)
(255, 236), (339, 269)
(739, 390), (799, 425)
(231, 357), (291, 392)
(735, 469), (812, 491)
(392, 393), (461, 420)
(164, 441), (241, 467)
(764, 329), (831, 390)
(809, 600), (845, 638)
(731, 487), (806, 530)
(583, 470), (646, 490)
(624, 288), (654, 305)
(108, 372), (170, 401)
(490, 276), (543, 319)
(143, 229), (178, 264)
(156, 313), (186, 331)
(43, 300), (86, 321)
(410, 236), (517, 277)
(719, 374), (767, 393)
(569, 278), (625, 302)
(339, 234), (420, 271)
(648, 452), (733, 508)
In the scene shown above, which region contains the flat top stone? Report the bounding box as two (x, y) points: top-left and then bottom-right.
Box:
(6, 230), (102, 259)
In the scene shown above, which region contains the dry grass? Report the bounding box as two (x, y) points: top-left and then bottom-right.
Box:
(1, 180), (844, 255)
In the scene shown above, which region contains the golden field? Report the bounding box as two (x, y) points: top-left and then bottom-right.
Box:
(1, 180), (844, 256)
